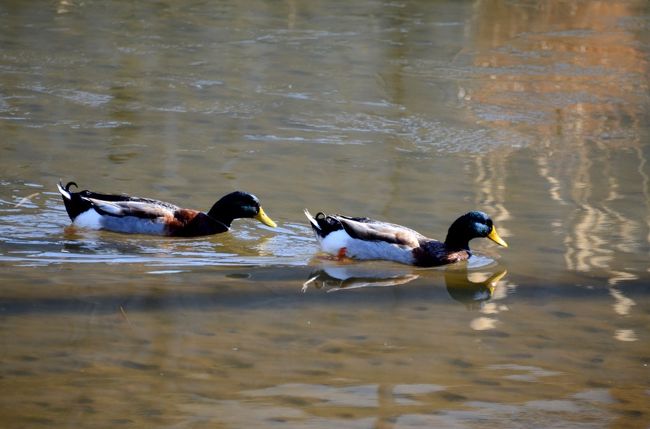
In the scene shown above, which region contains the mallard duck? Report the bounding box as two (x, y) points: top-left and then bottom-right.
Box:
(57, 181), (276, 236)
(304, 209), (507, 267)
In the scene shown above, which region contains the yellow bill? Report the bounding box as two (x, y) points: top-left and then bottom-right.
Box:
(484, 269), (507, 295)
(487, 269), (508, 287)
(487, 226), (508, 247)
(255, 207), (277, 228)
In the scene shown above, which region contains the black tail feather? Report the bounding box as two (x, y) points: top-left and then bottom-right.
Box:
(310, 212), (343, 238)
(58, 181), (91, 221)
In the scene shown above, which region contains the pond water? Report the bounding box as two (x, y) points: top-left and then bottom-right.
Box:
(1, 0), (649, 427)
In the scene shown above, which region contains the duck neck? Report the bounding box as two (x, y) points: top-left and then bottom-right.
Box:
(207, 200), (236, 228)
(444, 230), (471, 251)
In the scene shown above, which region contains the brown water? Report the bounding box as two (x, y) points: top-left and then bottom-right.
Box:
(1, 0), (649, 427)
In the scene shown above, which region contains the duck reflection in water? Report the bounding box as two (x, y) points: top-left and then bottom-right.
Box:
(444, 266), (508, 309)
(302, 265), (420, 293)
(302, 263), (507, 308)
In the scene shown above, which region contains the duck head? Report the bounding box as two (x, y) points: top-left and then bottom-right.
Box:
(207, 191), (277, 228)
(444, 211), (508, 250)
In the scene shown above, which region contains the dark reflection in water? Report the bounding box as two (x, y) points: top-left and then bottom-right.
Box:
(444, 267), (507, 309)
(301, 264), (421, 292)
(302, 262), (508, 309)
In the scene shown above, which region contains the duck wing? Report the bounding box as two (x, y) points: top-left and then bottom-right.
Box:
(83, 196), (178, 220)
(335, 215), (425, 248)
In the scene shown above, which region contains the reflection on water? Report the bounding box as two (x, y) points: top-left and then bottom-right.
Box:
(302, 264), (421, 292)
(1, 0), (649, 428)
(302, 262), (509, 310)
(444, 267), (507, 309)
(461, 0), (649, 354)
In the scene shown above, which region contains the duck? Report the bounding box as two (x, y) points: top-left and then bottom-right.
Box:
(304, 209), (507, 267)
(57, 181), (276, 237)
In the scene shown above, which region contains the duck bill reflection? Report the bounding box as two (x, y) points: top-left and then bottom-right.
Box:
(444, 268), (508, 308)
(255, 207), (277, 228)
(487, 226), (508, 247)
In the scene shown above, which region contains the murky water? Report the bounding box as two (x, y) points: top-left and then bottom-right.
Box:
(1, 0), (649, 427)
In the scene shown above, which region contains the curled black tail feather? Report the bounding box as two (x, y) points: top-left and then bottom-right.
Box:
(313, 212), (344, 238)
(58, 180), (92, 222)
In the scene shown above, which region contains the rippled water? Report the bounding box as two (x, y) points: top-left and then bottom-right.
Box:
(1, 0), (650, 428)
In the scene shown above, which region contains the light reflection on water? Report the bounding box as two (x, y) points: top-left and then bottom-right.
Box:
(1, 0), (650, 428)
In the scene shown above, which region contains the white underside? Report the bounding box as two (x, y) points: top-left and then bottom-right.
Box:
(73, 209), (103, 229)
(318, 229), (415, 265)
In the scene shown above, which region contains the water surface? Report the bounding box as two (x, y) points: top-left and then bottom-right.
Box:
(1, 0), (649, 428)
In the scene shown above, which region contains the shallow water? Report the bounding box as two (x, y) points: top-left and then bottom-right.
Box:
(1, 0), (650, 428)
